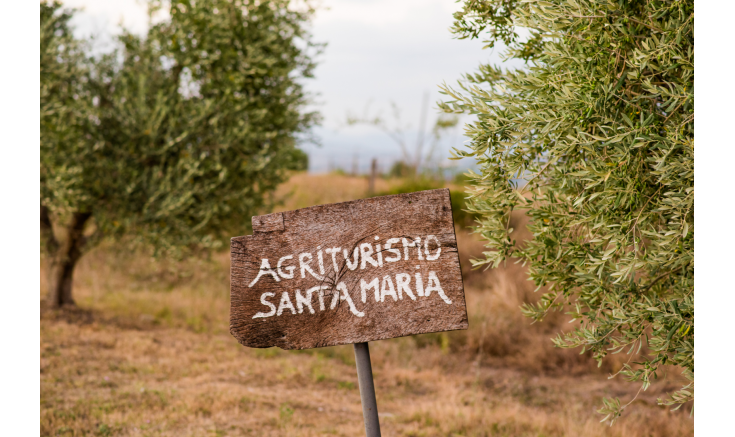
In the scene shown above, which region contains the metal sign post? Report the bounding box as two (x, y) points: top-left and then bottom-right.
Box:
(353, 342), (381, 437)
(229, 189), (469, 436)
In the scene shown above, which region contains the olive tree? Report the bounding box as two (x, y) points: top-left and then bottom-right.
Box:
(441, 0), (693, 422)
(40, 0), (320, 307)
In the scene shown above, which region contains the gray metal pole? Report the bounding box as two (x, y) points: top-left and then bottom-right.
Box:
(353, 342), (381, 437)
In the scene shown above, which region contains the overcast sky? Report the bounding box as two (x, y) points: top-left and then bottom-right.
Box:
(62, 0), (519, 173)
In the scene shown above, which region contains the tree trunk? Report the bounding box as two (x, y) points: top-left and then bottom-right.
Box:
(46, 212), (91, 308)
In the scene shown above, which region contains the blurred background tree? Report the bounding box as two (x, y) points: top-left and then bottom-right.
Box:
(40, 0), (320, 308)
(441, 0), (693, 422)
(346, 92), (459, 178)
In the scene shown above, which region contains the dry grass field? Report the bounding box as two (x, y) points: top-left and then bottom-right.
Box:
(40, 173), (693, 436)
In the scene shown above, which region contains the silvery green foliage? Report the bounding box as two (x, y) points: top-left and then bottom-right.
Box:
(40, 0), (319, 256)
(41, 2), (93, 217)
(440, 0), (693, 423)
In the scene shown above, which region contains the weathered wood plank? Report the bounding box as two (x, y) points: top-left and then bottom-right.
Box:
(252, 212), (284, 233)
(230, 188), (468, 350)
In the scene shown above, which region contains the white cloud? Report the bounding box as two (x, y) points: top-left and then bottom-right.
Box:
(314, 0), (459, 26)
(63, 0), (150, 36)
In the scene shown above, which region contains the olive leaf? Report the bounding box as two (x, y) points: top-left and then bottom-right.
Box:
(442, 0), (693, 424)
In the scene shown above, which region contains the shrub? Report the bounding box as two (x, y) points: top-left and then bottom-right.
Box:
(378, 178), (480, 227)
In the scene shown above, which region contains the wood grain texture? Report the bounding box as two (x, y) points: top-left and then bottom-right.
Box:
(230, 189), (468, 350)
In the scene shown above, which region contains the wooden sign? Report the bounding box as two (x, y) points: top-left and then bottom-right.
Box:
(230, 188), (468, 350)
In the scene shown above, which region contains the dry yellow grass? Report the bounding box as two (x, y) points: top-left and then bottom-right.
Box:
(272, 172), (405, 213)
(40, 173), (693, 436)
